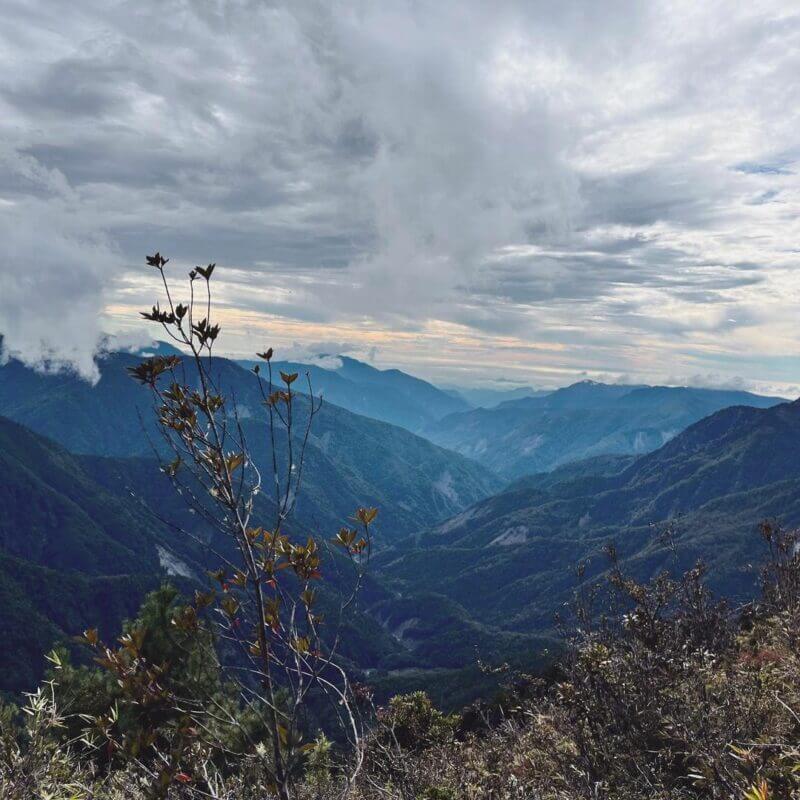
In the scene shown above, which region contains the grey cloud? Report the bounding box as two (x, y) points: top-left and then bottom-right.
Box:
(5, 46), (148, 118)
(0, 0), (799, 388)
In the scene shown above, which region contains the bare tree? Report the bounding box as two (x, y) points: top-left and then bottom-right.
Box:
(114, 252), (376, 799)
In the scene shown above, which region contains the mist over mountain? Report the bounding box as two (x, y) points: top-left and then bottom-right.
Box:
(423, 380), (786, 480)
(443, 384), (549, 409)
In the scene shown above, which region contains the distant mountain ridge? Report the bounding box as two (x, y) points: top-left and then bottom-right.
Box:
(440, 385), (550, 410)
(3, 346), (796, 700)
(423, 380), (786, 480)
(237, 353), (470, 432)
(0, 350), (500, 540)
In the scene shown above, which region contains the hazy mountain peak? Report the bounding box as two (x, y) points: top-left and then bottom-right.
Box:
(235, 351), (469, 432)
(424, 380), (783, 481)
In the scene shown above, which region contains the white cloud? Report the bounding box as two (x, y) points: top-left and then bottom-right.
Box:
(0, 147), (117, 380)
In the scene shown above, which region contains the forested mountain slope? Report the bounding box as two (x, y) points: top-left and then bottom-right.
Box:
(0, 415), (537, 697)
(0, 416), (181, 692)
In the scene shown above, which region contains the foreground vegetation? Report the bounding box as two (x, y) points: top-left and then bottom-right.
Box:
(2, 521), (800, 799)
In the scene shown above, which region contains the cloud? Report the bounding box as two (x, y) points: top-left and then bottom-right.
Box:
(0, 148), (117, 380)
(278, 340), (381, 369)
(0, 1), (799, 390)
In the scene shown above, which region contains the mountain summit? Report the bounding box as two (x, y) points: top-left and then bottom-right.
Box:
(237, 352), (470, 432)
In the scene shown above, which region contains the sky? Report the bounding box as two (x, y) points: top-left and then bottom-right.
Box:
(1, 1), (799, 393)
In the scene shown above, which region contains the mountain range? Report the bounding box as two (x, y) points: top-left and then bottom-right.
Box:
(0, 411), (553, 700)
(0, 351), (499, 540)
(0, 350), (506, 693)
(2, 345), (798, 706)
(381, 398), (800, 634)
(237, 353), (470, 432)
(0, 411), (514, 693)
(423, 380), (785, 480)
